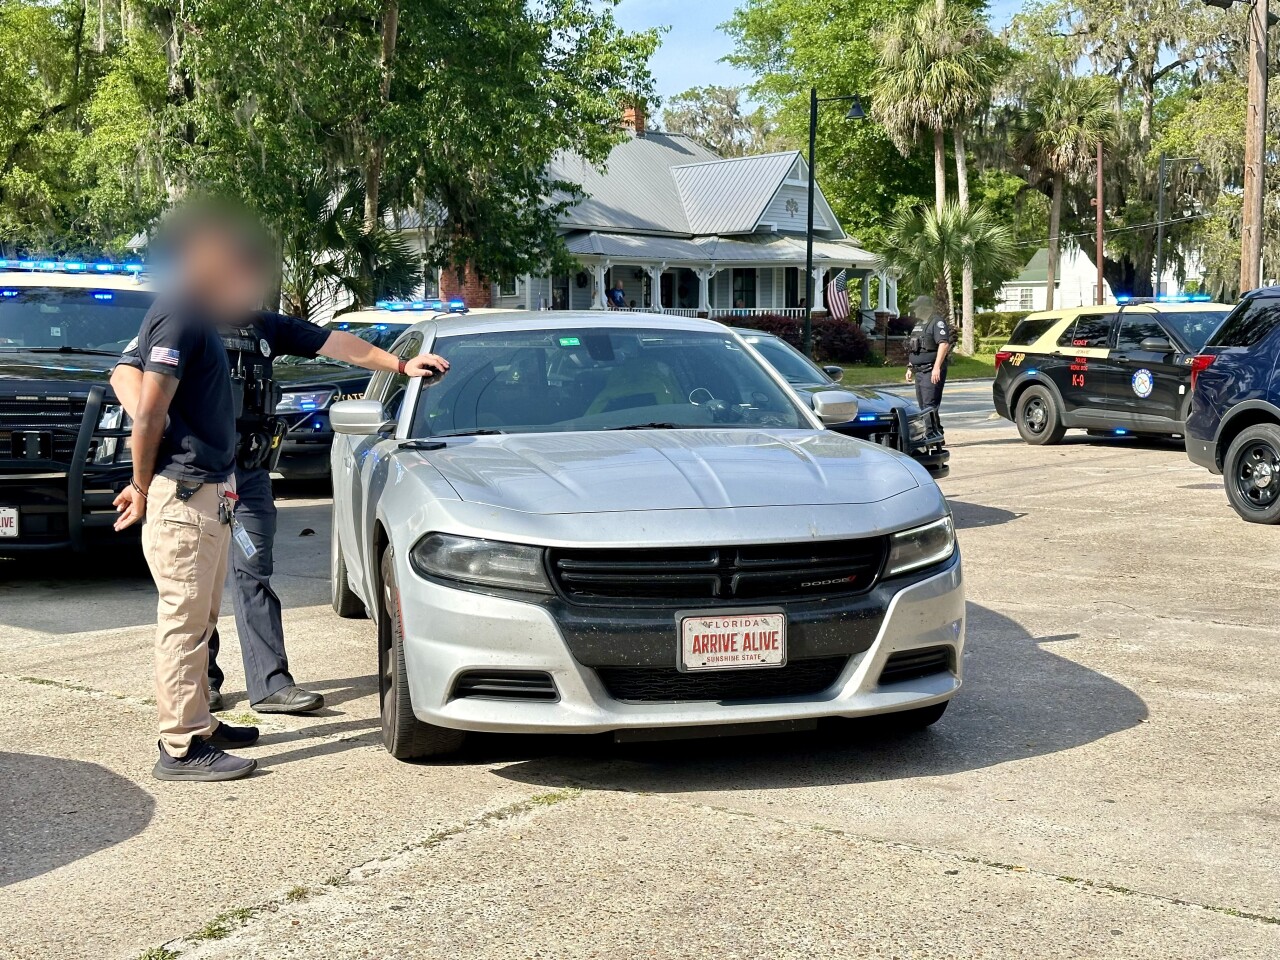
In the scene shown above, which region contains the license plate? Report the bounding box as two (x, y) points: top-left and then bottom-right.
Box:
(0, 507), (17, 538)
(678, 609), (786, 672)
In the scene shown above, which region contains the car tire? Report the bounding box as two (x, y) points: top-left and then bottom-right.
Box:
(378, 548), (467, 760)
(331, 508), (367, 619)
(1223, 423), (1280, 524)
(1014, 386), (1066, 445)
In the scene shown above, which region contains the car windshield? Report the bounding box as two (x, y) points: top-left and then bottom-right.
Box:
(278, 321), (406, 365)
(740, 333), (827, 386)
(0, 285), (155, 354)
(1155, 310), (1230, 352)
(410, 326), (807, 436)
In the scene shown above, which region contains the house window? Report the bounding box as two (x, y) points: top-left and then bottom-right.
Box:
(499, 276), (519, 297)
(785, 268), (800, 308)
(1007, 286), (1033, 310)
(732, 268), (757, 309)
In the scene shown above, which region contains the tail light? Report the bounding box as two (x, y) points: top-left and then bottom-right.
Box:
(994, 350), (1012, 370)
(1190, 354), (1215, 390)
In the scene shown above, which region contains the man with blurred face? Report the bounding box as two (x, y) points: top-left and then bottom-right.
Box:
(113, 201), (269, 782)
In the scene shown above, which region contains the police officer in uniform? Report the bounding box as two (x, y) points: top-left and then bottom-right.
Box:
(904, 294), (953, 415)
(112, 311), (448, 714)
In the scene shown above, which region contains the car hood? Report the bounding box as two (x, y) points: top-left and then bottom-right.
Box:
(274, 362), (371, 391)
(0, 350), (117, 387)
(792, 382), (912, 414)
(417, 429), (920, 515)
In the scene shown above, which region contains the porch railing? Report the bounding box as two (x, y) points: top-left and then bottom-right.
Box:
(708, 307), (806, 320)
(609, 306), (700, 317)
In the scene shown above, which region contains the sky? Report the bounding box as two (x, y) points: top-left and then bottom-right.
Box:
(614, 0), (1024, 111)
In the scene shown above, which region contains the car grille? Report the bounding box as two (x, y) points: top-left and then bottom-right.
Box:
(878, 647), (953, 685)
(0, 396), (87, 462)
(450, 670), (558, 702)
(596, 656), (848, 703)
(548, 538), (887, 606)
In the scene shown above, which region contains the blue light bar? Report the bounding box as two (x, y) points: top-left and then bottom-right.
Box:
(1115, 295), (1131, 304)
(1, 289), (17, 298)
(92, 292), (113, 300)
(374, 297), (462, 313)
(0, 258), (147, 276)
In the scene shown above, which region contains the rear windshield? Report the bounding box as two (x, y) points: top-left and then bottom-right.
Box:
(1209, 298), (1280, 348)
(1007, 316), (1058, 346)
(0, 285), (155, 354)
(1155, 310), (1230, 352)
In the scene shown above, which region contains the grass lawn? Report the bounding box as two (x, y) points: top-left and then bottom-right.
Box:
(834, 352), (997, 387)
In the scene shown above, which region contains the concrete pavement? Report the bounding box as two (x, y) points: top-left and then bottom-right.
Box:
(1, 427), (1278, 959)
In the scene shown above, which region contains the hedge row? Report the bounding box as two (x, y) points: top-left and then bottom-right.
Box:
(720, 313), (873, 364)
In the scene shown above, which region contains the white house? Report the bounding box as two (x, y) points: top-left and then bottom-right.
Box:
(996, 246), (1201, 312)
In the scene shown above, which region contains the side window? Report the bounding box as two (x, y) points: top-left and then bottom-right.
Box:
(1116, 315), (1167, 350)
(1056, 314), (1115, 349)
(366, 334), (423, 418)
(1007, 315), (1058, 346)
(1211, 298), (1280, 348)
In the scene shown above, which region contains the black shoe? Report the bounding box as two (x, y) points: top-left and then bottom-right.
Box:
(251, 685), (324, 714)
(205, 721), (260, 749)
(152, 739), (256, 782)
(209, 688), (224, 712)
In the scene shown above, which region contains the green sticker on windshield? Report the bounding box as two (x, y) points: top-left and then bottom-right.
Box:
(558, 336), (581, 347)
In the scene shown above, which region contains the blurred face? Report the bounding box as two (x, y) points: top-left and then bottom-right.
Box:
(175, 227), (268, 321)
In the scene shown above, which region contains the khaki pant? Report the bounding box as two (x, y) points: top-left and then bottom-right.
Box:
(141, 474), (231, 757)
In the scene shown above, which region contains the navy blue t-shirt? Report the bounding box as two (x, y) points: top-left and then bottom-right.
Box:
(131, 300), (236, 483)
(251, 310), (330, 359)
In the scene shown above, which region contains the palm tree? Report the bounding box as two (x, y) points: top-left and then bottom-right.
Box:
(878, 201), (1019, 321)
(872, 1), (1006, 350)
(1017, 73), (1114, 310)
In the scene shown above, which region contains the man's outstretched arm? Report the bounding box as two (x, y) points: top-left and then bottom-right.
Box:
(318, 330), (449, 378)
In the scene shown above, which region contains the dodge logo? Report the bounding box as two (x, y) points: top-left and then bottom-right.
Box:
(801, 575), (857, 588)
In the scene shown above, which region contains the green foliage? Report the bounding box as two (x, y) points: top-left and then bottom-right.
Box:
(975, 311), (1030, 339)
(661, 86), (781, 157)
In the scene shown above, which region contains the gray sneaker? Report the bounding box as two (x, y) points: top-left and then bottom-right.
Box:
(152, 738), (256, 782)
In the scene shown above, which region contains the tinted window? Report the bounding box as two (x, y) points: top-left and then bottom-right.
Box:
(1210, 298), (1280, 348)
(741, 333), (826, 385)
(1056, 314), (1115, 349)
(0, 285), (155, 353)
(1007, 316), (1058, 346)
(1158, 310), (1230, 352)
(410, 327), (806, 436)
(1116, 316), (1166, 350)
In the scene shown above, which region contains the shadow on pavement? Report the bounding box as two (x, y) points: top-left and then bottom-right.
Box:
(948, 500), (1024, 530)
(0, 752), (154, 887)
(485, 602), (1148, 792)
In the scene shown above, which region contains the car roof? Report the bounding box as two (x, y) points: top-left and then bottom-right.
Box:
(0, 270), (155, 292)
(407, 309), (735, 339)
(1019, 301), (1232, 323)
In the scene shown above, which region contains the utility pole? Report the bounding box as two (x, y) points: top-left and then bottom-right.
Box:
(1241, 0), (1268, 291)
(1095, 144), (1105, 305)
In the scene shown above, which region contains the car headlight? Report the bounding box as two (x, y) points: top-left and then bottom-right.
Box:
(94, 403), (132, 464)
(409, 533), (552, 594)
(884, 516), (955, 576)
(277, 389), (336, 413)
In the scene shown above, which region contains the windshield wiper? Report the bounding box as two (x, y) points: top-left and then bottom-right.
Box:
(7, 346), (120, 357)
(431, 428), (506, 437)
(606, 422), (690, 430)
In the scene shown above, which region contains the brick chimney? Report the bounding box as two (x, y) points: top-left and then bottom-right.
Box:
(621, 101), (647, 137)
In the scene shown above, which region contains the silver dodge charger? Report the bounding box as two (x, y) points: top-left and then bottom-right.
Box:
(328, 311), (964, 760)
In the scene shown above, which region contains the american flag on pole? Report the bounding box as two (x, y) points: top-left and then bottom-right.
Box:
(827, 269), (851, 321)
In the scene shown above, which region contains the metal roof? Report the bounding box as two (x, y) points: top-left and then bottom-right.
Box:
(562, 232), (876, 268)
(671, 152), (800, 235)
(547, 133), (719, 236)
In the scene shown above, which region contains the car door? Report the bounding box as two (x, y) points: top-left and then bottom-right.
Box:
(1109, 309), (1185, 425)
(1045, 311), (1119, 422)
(335, 332), (422, 601)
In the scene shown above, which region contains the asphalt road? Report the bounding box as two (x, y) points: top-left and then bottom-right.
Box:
(1, 423), (1278, 959)
(879, 377), (1002, 430)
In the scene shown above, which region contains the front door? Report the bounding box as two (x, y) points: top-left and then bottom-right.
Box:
(1044, 311), (1118, 422)
(1108, 310), (1187, 425)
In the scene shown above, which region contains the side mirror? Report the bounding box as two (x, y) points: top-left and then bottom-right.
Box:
(823, 364), (845, 382)
(1139, 336), (1174, 353)
(330, 399), (395, 436)
(812, 390), (860, 425)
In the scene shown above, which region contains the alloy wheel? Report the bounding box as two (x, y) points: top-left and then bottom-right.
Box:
(1235, 441), (1280, 509)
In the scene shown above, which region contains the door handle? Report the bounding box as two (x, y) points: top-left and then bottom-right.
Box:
(1112, 353), (1130, 362)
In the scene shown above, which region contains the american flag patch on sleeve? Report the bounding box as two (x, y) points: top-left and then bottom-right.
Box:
(150, 346), (180, 366)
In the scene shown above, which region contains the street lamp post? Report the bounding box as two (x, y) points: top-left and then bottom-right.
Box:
(803, 87), (867, 357)
(1154, 152), (1205, 297)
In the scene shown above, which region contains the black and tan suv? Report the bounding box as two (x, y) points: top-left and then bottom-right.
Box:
(992, 299), (1233, 445)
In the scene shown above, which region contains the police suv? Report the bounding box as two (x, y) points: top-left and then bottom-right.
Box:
(992, 298), (1233, 445)
(0, 260), (152, 553)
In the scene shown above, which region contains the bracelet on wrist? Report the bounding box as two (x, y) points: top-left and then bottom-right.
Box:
(397, 358), (407, 375)
(131, 479), (148, 498)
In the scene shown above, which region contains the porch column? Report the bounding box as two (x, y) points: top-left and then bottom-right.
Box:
(647, 264), (665, 312)
(812, 267), (827, 313)
(696, 267), (714, 314)
(876, 271), (889, 313)
(888, 275), (899, 315)
(591, 262), (608, 310)
(860, 273), (871, 315)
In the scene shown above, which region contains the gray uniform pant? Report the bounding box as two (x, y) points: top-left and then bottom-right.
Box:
(208, 466), (294, 703)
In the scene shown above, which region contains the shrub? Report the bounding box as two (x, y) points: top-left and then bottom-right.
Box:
(717, 313), (871, 365)
(975, 310), (1029, 339)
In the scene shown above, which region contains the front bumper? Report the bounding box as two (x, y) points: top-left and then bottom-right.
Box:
(278, 411), (335, 478)
(833, 408), (949, 479)
(396, 554), (965, 735)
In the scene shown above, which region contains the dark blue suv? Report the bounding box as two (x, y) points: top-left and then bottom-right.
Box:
(1186, 288), (1280, 522)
